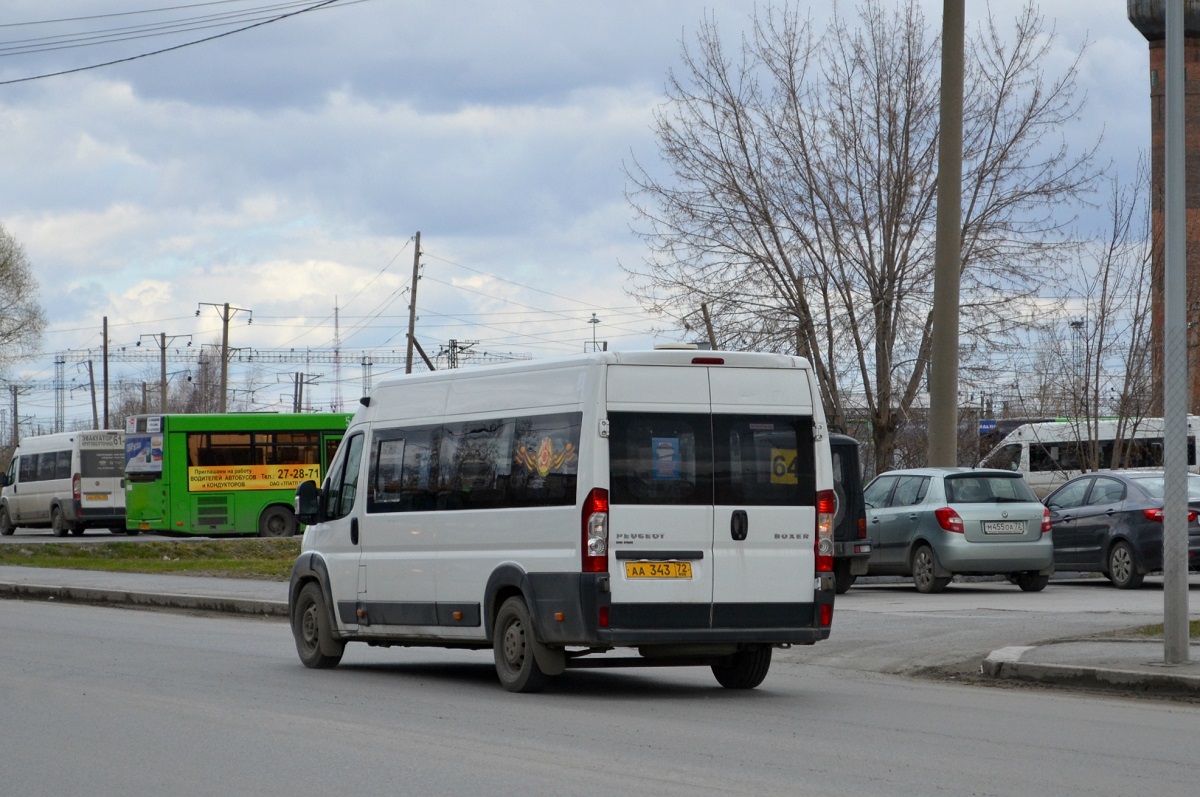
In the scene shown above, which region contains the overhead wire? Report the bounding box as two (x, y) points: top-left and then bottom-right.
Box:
(0, 0), (363, 86)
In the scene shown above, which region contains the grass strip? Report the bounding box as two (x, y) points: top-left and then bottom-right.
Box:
(0, 538), (300, 580)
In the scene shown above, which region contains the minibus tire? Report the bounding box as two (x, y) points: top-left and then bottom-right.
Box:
(712, 644), (772, 689)
(50, 507), (69, 537)
(0, 508), (14, 536)
(293, 582), (344, 669)
(493, 596), (549, 693)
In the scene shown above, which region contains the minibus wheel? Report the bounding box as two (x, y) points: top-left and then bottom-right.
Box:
(292, 582), (344, 669)
(493, 596), (549, 693)
(50, 507), (69, 537)
(712, 644), (772, 689)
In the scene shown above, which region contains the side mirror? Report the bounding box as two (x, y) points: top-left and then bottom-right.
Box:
(0, 473), (9, 488)
(295, 480), (321, 525)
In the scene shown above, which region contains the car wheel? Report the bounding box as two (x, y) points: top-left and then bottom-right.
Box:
(1015, 572), (1050, 592)
(912, 545), (951, 594)
(493, 596), (549, 693)
(109, 527), (127, 535)
(258, 505), (297, 538)
(833, 559), (856, 594)
(291, 582), (344, 669)
(70, 527), (85, 536)
(712, 644), (773, 689)
(0, 507), (14, 536)
(1107, 541), (1145, 590)
(50, 507), (69, 537)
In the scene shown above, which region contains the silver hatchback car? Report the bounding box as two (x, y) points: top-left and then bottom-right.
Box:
(861, 467), (1054, 593)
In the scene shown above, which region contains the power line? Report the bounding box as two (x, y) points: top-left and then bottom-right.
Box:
(0, 0), (359, 86)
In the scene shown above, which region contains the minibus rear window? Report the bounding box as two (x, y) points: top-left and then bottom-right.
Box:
(608, 412), (712, 506)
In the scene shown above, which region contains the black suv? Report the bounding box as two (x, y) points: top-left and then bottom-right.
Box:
(830, 433), (870, 593)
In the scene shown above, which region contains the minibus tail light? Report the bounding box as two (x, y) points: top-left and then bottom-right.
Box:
(582, 488), (609, 573)
(72, 473), (81, 502)
(815, 489), (834, 572)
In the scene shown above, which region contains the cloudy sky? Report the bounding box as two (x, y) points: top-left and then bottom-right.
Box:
(0, 1), (1155, 431)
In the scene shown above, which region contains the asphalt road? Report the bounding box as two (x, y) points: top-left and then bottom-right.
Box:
(2, 596), (1196, 797)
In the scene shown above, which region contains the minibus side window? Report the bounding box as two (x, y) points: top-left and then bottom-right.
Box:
(326, 433), (364, 521)
(37, 452), (59, 482)
(368, 427), (438, 513)
(55, 450), (72, 480)
(506, 413), (581, 508)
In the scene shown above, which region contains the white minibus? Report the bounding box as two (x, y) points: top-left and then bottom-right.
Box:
(0, 430), (127, 536)
(979, 417), (1200, 497)
(289, 349), (837, 692)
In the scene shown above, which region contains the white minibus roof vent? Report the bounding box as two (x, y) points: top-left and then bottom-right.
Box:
(654, 342), (698, 351)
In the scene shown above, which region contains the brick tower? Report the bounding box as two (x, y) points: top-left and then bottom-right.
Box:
(1128, 0), (1200, 413)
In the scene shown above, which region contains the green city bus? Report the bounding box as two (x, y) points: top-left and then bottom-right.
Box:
(124, 412), (352, 536)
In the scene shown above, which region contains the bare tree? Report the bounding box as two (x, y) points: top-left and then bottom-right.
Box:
(0, 223), (47, 372)
(625, 0), (1099, 472)
(1046, 159), (1154, 471)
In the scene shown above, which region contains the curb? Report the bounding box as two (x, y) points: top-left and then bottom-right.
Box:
(0, 582), (288, 618)
(983, 645), (1200, 697)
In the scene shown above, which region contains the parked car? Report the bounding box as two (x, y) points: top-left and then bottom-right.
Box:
(830, 433), (871, 594)
(861, 467), (1053, 593)
(1043, 470), (1200, 589)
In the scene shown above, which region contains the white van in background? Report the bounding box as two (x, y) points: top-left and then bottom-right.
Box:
(979, 417), (1200, 497)
(289, 349), (837, 692)
(0, 430), (127, 536)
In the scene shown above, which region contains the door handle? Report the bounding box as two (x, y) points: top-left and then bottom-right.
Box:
(350, 516), (359, 546)
(731, 510), (748, 541)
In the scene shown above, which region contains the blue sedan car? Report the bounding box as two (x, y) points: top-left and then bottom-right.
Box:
(1043, 470), (1200, 589)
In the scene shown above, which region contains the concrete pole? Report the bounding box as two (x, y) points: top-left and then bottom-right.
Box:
(928, 0), (965, 466)
(220, 303), (230, 414)
(405, 231), (422, 375)
(1162, 0), (1190, 665)
(102, 316), (109, 429)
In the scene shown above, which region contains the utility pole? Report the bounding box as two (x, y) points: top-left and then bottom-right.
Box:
(1161, 0), (1190, 664)
(198, 302), (252, 413)
(102, 316), (110, 429)
(928, 0), (965, 466)
(87, 361), (98, 430)
(9, 385), (19, 447)
(139, 332), (192, 413)
(292, 372), (324, 413)
(405, 231), (422, 374)
(53, 356), (65, 433)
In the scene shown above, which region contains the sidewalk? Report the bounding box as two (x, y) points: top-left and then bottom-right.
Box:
(3, 565), (1200, 698)
(982, 639), (1200, 698)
